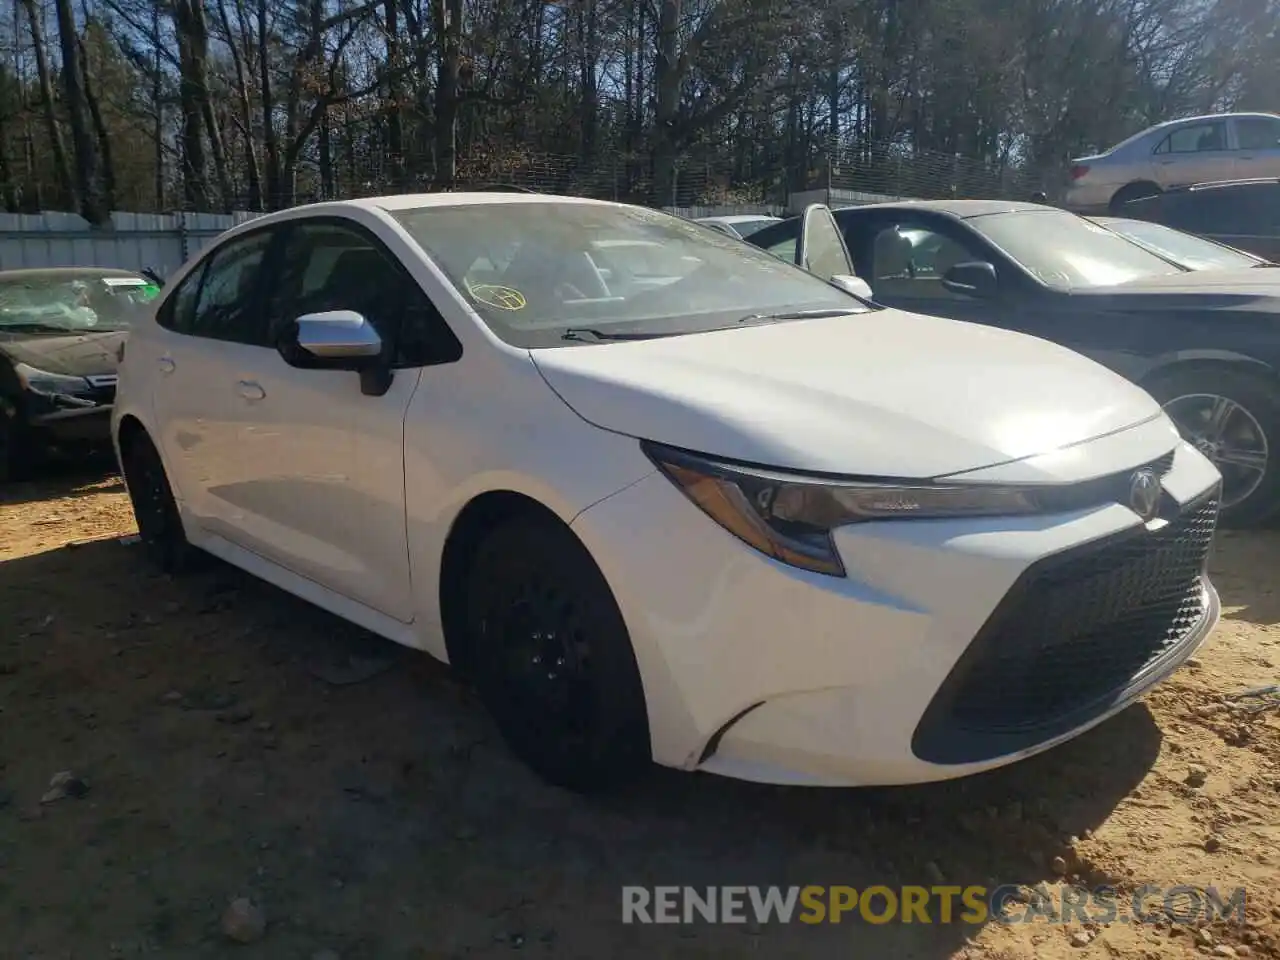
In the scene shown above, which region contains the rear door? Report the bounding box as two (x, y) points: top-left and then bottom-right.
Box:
(1231, 116), (1280, 180)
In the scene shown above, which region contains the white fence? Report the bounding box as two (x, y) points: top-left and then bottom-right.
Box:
(0, 211), (263, 274)
(0, 201), (793, 276)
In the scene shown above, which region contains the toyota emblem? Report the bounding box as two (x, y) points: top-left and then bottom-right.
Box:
(1129, 469), (1161, 521)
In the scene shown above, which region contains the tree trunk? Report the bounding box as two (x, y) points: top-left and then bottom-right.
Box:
(432, 0), (463, 187)
(52, 0), (106, 222)
(78, 35), (117, 212)
(652, 0), (680, 206)
(19, 0), (75, 210)
(385, 0), (406, 187)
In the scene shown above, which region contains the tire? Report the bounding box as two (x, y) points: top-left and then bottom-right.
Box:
(0, 411), (37, 483)
(464, 515), (651, 792)
(1145, 366), (1280, 526)
(120, 431), (202, 573)
(1109, 182), (1161, 214)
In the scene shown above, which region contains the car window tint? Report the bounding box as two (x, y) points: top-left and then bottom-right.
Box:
(869, 223), (981, 300)
(190, 231), (273, 344)
(156, 261), (207, 334)
(271, 220), (461, 367)
(1236, 117), (1280, 152)
(753, 220), (800, 263)
(1157, 122), (1227, 154)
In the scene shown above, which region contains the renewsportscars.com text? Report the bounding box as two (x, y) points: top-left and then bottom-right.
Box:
(621, 884), (1246, 926)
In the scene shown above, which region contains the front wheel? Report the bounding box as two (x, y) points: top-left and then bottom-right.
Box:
(0, 411), (36, 483)
(120, 432), (202, 573)
(1146, 368), (1280, 526)
(464, 515), (651, 792)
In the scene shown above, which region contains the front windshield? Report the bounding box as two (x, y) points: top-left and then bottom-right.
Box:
(0, 274), (155, 332)
(1094, 218), (1263, 271)
(969, 209), (1184, 290)
(392, 201), (868, 347)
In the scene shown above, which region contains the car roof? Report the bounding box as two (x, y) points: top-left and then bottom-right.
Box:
(0, 266), (146, 282)
(833, 199), (1050, 219)
(210, 192), (636, 238)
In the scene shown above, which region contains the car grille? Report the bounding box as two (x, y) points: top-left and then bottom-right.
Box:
(912, 488), (1217, 765)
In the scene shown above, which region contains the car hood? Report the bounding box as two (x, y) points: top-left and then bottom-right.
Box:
(530, 310), (1163, 478)
(0, 328), (124, 377)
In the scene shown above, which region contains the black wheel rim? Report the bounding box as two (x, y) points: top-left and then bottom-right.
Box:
(481, 578), (595, 748)
(1164, 392), (1269, 510)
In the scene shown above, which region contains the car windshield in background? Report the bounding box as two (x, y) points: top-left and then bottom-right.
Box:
(730, 218), (781, 238)
(0, 274), (155, 333)
(969, 209), (1185, 290)
(391, 201), (868, 347)
(1094, 218), (1265, 271)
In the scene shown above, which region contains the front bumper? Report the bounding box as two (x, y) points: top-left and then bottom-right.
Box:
(570, 439), (1222, 787)
(30, 405), (114, 445)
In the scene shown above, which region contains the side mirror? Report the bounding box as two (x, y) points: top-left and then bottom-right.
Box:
(831, 274), (873, 299)
(941, 262), (999, 299)
(281, 310), (393, 397)
(293, 310), (383, 362)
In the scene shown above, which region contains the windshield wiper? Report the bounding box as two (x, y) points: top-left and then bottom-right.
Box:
(561, 327), (676, 342)
(736, 307), (856, 323)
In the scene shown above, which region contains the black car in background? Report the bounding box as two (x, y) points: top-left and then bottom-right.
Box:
(1121, 179), (1280, 262)
(0, 267), (157, 481)
(747, 199), (1280, 524)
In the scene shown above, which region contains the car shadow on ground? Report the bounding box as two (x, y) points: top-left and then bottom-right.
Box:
(0, 457), (121, 507)
(0, 537), (1164, 958)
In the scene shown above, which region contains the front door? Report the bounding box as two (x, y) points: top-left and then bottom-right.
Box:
(210, 218), (451, 622)
(1150, 119), (1238, 189)
(858, 216), (1006, 326)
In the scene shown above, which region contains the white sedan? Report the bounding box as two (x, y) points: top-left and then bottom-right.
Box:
(111, 193), (1222, 791)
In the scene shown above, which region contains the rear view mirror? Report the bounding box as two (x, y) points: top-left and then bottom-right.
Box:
(293, 310), (382, 361)
(831, 275), (873, 299)
(941, 262), (999, 299)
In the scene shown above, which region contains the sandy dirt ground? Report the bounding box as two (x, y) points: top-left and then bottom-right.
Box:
(2, 466), (1280, 960)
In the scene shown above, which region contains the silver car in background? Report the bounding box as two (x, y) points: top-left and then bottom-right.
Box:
(1065, 112), (1280, 214)
(694, 214), (782, 239)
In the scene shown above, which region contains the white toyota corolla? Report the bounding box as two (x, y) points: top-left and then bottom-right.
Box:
(111, 193), (1222, 792)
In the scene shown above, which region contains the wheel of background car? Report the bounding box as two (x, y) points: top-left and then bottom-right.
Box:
(1145, 367), (1280, 526)
(0, 409), (37, 483)
(1109, 182), (1162, 214)
(463, 514), (651, 792)
(121, 432), (204, 574)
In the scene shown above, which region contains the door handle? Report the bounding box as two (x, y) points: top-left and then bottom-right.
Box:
(157, 356), (175, 374)
(236, 380), (266, 401)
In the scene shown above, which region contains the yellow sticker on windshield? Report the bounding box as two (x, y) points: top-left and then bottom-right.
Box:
(469, 283), (527, 311)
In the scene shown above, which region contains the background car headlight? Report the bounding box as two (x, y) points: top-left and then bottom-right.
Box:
(14, 362), (92, 397)
(643, 441), (1043, 576)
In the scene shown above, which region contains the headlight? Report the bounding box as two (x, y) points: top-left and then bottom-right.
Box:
(643, 441), (1042, 577)
(14, 362), (92, 397)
